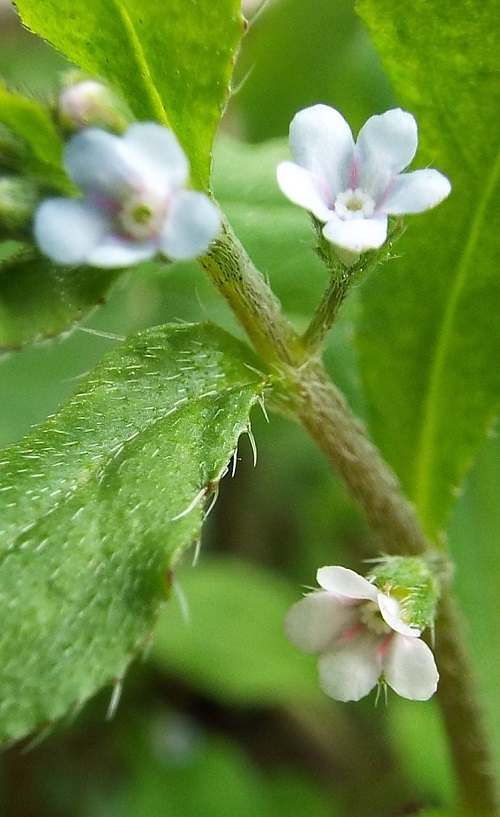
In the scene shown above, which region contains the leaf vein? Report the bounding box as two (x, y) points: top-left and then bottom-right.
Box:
(413, 144), (500, 524)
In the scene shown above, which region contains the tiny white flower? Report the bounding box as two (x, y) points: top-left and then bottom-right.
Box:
(34, 123), (221, 268)
(277, 105), (451, 262)
(285, 565), (439, 702)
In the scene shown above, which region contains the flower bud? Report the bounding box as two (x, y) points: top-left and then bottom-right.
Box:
(57, 77), (133, 134)
(0, 176), (39, 233)
(366, 555), (443, 632)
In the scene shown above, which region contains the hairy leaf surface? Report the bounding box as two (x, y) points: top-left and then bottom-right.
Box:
(0, 322), (264, 744)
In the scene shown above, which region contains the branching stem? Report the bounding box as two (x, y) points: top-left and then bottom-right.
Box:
(199, 215), (500, 814)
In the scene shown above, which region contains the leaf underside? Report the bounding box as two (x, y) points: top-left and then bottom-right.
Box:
(0, 322), (264, 744)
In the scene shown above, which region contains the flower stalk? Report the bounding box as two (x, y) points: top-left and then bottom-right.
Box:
(301, 218), (406, 354)
(199, 218), (500, 815)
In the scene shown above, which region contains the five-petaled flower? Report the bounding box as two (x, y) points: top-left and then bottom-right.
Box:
(35, 123), (221, 268)
(285, 566), (439, 702)
(277, 105), (451, 262)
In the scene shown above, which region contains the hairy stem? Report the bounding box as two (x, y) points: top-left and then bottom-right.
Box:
(301, 219), (406, 354)
(276, 360), (430, 556)
(436, 593), (500, 815)
(199, 217), (500, 812)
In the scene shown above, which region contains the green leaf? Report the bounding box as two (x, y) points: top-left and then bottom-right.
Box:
(14, 0), (244, 188)
(0, 82), (68, 189)
(355, 0), (500, 540)
(151, 555), (321, 706)
(0, 245), (120, 351)
(447, 428), (500, 775)
(0, 322), (264, 744)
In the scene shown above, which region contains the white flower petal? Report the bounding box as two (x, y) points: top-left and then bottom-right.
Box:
(357, 109), (418, 199)
(123, 123), (189, 189)
(318, 634), (381, 702)
(380, 168), (452, 214)
(276, 161), (332, 221)
(87, 235), (155, 268)
(64, 128), (144, 198)
(284, 591), (358, 654)
(322, 214), (388, 252)
(288, 104), (354, 197)
(34, 198), (110, 265)
(377, 593), (421, 637)
(317, 566), (378, 601)
(159, 190), (220, 260)
(384, 635), (439, 700)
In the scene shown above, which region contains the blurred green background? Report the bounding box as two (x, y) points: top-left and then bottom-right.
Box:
(1, 0), (497, 814)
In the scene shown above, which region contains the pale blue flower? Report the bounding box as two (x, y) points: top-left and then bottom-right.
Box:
(277, 105), (451, 260)
(35, 123), (220, 268)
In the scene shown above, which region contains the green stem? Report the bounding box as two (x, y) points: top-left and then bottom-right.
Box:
(199, 216), (500, 813)
(301, 219), (405, 354)
(200, 216), (305, 368)
(436, 592), (500, 815)
(274, 359), (430, 556)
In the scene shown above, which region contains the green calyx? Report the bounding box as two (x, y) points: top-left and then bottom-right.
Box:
(367, 554), (445, 631)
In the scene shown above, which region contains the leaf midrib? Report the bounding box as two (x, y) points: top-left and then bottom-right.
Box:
(108, 0), (169, 126)
(412, 145), (500, 530)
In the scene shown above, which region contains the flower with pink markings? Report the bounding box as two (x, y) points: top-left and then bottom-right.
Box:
(277, 105), (451, 262)
(34, 123), (220, 268)
(285, 566), (438, 702)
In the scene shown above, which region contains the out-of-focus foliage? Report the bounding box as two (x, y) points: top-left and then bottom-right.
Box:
(0, 0), (243, 348)
(234, 0), (395, 140)
(0, 82), (68, 188)
(0, 244), (120, 350)
(152, 556), (322, 706)
(447, 426), (500, 774)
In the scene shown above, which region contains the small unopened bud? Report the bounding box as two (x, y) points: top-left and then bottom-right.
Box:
(0, 176), (39, 233)
(57, 79), (133, 133)
(366, 555), (442, 632)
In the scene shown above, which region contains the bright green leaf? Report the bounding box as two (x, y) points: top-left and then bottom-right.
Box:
(355, 0), (500, 541)
(0, 322), (264, 744)
(14, 0), (244, 188)
(0, 82), (68, 189)
(151, 555), (321, 706)
(0, 244), (119, 351)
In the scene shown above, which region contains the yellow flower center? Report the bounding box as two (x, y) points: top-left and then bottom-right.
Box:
(118, 190), (167, 240)
(334, 188), (375, 220)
